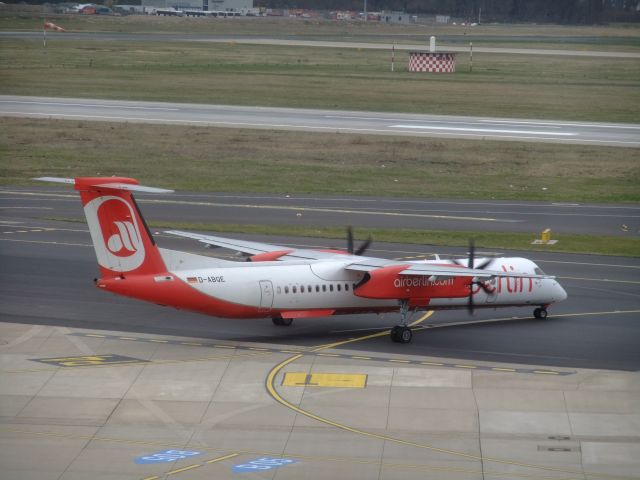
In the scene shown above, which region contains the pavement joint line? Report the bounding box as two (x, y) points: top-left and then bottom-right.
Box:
(63, 332), (574, 376)
(0, 427), (585, 480)
(264, 311), (635, 480)
(62, 327), (575, 376)
(4, 351), (273, 374)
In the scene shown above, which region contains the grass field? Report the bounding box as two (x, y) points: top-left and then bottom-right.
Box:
(2, 6), (640, 51)
(1, 8), (638, 257)
(3, 118), (638, 202)
(2, 38), (639, 122)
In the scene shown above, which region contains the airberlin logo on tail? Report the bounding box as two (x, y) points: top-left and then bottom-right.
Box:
(84, 196), (146, 272)
(107, 221), (141, 255)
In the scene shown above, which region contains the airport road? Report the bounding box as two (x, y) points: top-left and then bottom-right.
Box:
(2, 95), (640, 147)
(1, 185), (639, 237)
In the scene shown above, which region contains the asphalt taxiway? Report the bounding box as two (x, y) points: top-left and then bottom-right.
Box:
(2, 185), (639, 237)
(1, 195), (639, 479)
(1, 213), (639, 371)
(2, 95), (639, 147)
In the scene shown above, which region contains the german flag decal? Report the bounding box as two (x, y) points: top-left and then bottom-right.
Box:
(187, 277), (198, 284)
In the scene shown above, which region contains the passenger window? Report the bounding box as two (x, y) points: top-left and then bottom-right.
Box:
(308, 285), (312, 292)
(292, 286), (297, 294)
(301, 285), (305, 293)
(316, 285), (320, 293)
(345, 283), (349, 291)
(285, 286), (289, 294)
(329, 284), (334, 292)
(337, 284), (341, 292)
(322, 285), (327, 292)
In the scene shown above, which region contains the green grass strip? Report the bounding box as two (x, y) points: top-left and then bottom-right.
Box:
(45, 217), (640, 258)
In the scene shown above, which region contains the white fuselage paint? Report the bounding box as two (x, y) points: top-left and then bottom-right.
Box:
(172, 257), (567, 313)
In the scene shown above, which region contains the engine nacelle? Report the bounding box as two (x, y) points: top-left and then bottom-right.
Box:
(354, 264), (471, 302)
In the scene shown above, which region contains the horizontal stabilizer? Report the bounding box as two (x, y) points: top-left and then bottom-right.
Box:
(34, 177), (173, 194)
(92, 182), (173, 193)
(34, 176), (75, 185)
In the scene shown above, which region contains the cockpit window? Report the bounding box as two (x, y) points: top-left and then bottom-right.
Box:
(534, 267), (545, 275)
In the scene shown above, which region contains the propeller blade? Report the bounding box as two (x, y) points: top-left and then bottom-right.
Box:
(354, 235), (372, 256)
(467, 286), (475, 314)
(475, 257), (493, 270)
(468, 239), (475, 268)
(347, 226), (354, 254)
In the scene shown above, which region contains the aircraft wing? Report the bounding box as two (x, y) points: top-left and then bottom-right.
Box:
(345, 260), (496, 278)
(164, 230), (349, 261)
(166, 230), (284, 255)
(345, 257), (551, 279)
(165, 230), (550, 279)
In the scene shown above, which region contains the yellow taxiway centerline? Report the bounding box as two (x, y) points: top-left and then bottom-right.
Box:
(264, 310), (635, 480)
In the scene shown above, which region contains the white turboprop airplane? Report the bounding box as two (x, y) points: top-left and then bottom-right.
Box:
(37, 176), (567, 343)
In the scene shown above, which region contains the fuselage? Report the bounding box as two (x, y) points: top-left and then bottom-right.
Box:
(99, 254), (567, 319)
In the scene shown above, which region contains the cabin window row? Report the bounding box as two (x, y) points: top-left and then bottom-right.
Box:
(278, 283), (357, 295)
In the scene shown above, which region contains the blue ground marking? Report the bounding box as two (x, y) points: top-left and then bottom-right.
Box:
(232, 457), (297, 473)
(134, 449), (202, 464)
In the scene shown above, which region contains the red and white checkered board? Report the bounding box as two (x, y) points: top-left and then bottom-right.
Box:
(409, 53), (455, 73)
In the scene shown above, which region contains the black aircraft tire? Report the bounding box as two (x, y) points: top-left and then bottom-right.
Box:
(272, 317), (293, 326)
(533, 308), (548, 320)
(399, 327), (413, 343)
(390, 326), (401, 342)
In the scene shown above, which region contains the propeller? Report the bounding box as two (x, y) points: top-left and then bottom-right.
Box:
(347, 226), (372, 256)
(461, 239), (495, 314)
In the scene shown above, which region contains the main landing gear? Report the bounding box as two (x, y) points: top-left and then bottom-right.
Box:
(533, 307), (548, 319)
(272, 317), (293, 326)
(390, 300), (414, 344)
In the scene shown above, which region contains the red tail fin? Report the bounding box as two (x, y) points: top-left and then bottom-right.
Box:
(36, 176), (172, 278)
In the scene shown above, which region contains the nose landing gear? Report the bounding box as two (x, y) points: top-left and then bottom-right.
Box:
(533, 307), (548, 319)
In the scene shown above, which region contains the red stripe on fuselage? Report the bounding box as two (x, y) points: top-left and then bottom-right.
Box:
(97, 274), (266, 319)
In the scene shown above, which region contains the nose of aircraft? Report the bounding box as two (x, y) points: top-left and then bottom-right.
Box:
(555, 281), (568, 302)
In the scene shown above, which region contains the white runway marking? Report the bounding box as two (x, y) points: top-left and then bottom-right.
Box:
(389, 124), (575, 136)
(0, 206), (53, 210)
(479, 119), (640, 130)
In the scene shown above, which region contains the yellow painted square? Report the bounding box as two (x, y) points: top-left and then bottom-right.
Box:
(282, 372), (367, 388)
